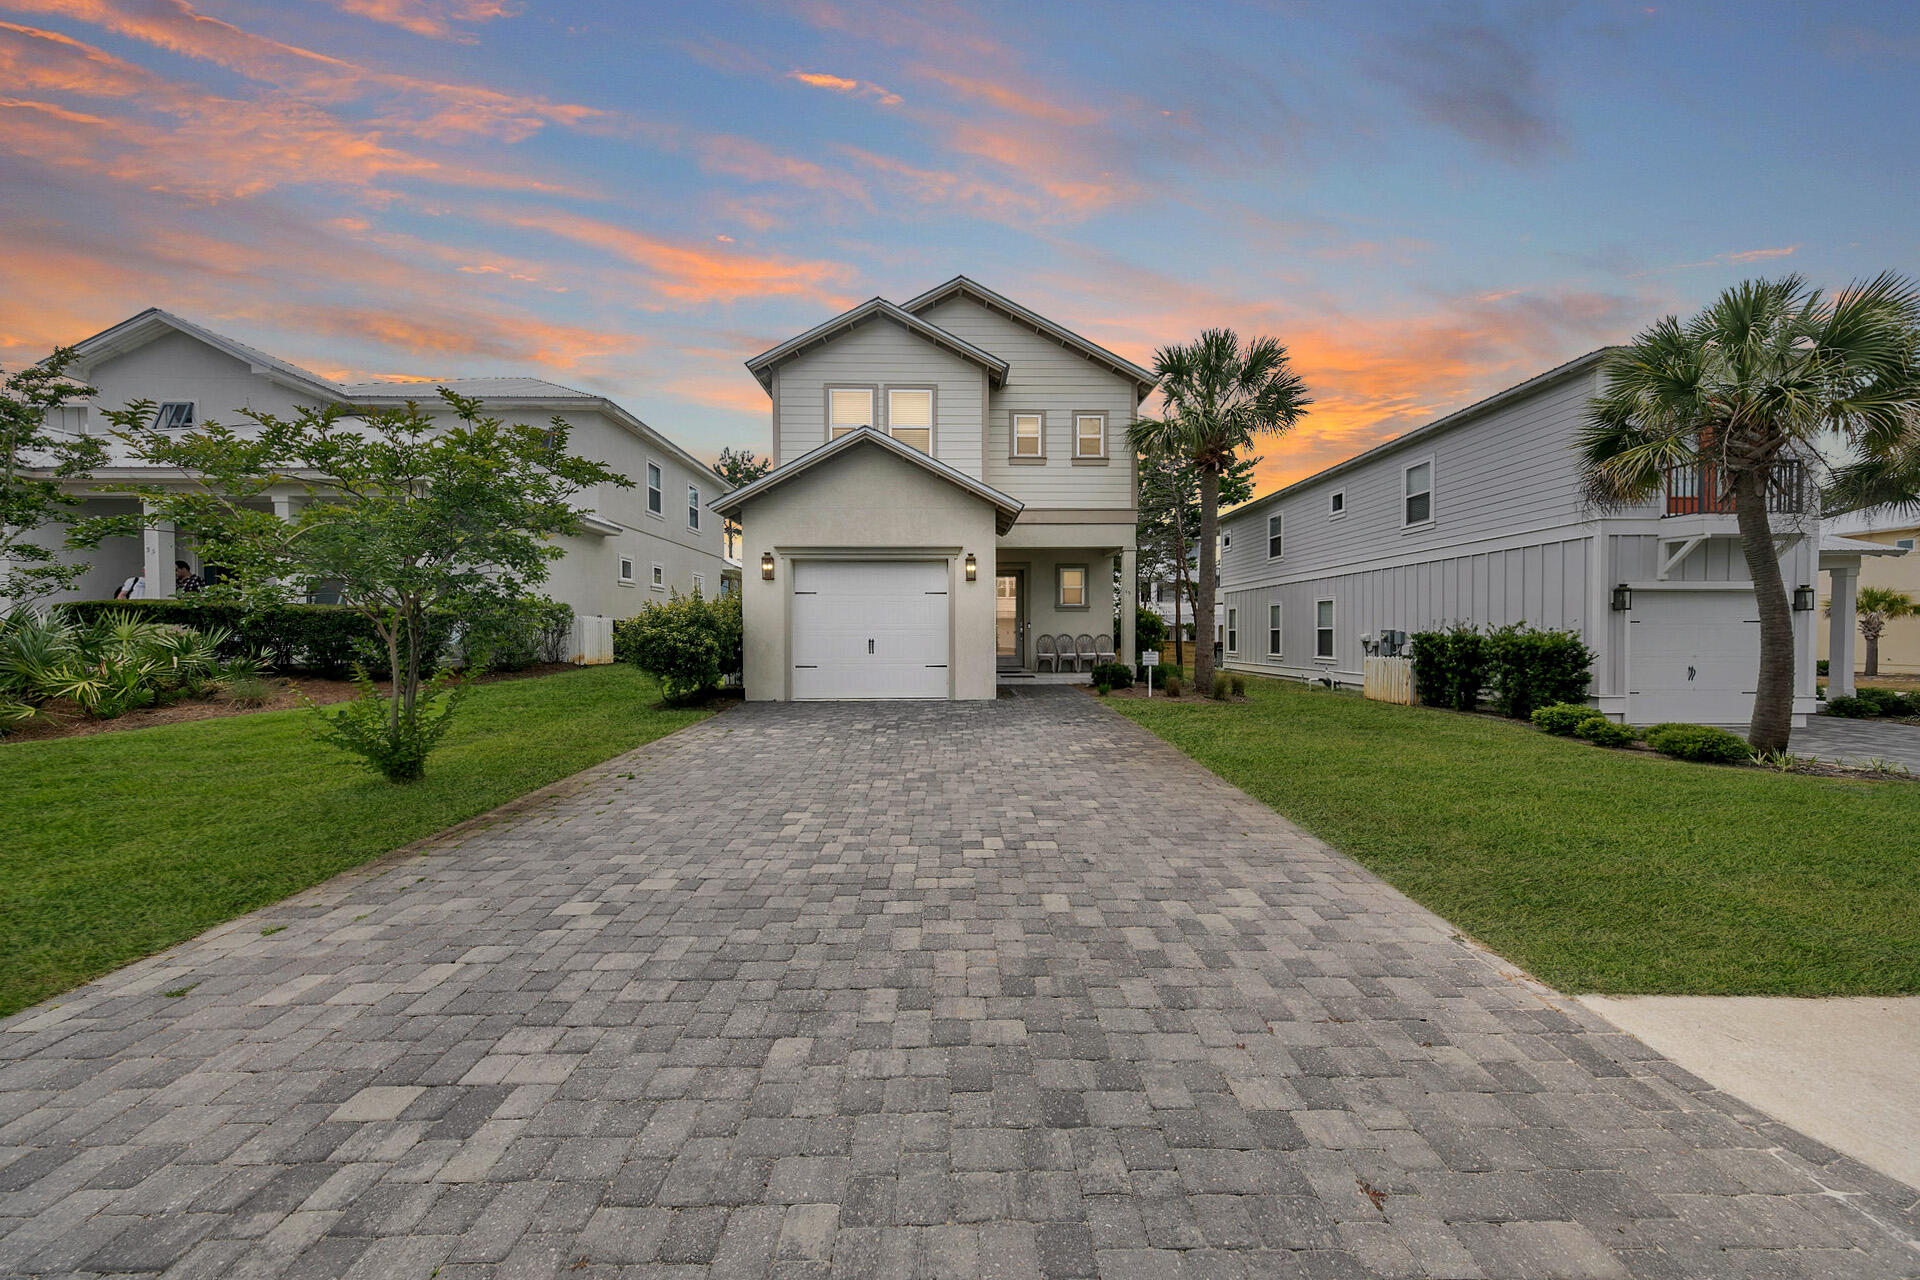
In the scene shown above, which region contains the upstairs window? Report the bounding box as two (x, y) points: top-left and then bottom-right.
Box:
(1074, 412), (1106, 458)
(651, 563), (665, 589)
(829, 387), (874, 440)
(1013, 412), (1043, 457)
(1404, 460), (1433, 526)
(618, 557), (635, 584)
(1267, 514), (1283, 559)
(1330, 490), (1345, 517)
(647, 462), (662, 515)
(688, 484), (701, 530)
(888, 388), (933, 452)
(153, 402), (195, 431)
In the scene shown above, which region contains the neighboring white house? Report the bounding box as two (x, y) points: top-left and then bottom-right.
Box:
(1215, 349), (1890, 727)
(18, 309), (733, 658)
(712, 277), (1153, 700)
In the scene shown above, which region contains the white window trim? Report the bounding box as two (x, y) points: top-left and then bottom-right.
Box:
(650, 562), (666, 591)
(1226, 607), (1238, 655)
(618, 556), (636, 586)
(1266, 513), (1283, 560)
(154, 401), (195, 431)
(646, 460), (663, 519)
(1329, 489), (1346, 519)
(827, 384), (878, 442)
(884, 385), (936, 453)
(1011, 411), (1045, 460)
(1267, 603), (1282, 658)
(1072, 410), (1107, 460)
(1315, 597), (1336, 662)
(1402, 457), (1435, 530)
(687, 484), (701, 530)
(691, 572), (705, 596)
(1057, 563), (1090, 610)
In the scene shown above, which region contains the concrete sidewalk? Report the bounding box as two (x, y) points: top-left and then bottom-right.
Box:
(1581, 995), (1920, 1191)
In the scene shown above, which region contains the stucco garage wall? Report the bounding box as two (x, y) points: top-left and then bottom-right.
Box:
(736, 442), (999, 700)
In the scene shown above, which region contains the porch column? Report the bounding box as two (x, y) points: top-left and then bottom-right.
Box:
(1828, 565), (1858, 698)
(1119, 547), (1137, 667)
(142, 501), (175, 599)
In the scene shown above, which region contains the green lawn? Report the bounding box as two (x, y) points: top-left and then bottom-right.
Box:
(0, 665), (711, 1017)
(1111, 674), (1920, 995)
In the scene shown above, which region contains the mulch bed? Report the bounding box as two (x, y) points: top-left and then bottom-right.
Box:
(3, 664), (578, 744)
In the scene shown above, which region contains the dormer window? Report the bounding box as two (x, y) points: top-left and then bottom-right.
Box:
(829, 387), (873, 440)
(887, 388), (933, 452)
(153, 402), (195, 431)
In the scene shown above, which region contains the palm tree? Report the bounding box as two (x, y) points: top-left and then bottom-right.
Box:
(1579, 273), (1920, 752)
(1827, 585), (1916, 678)
(1130, 329), (1311, 693)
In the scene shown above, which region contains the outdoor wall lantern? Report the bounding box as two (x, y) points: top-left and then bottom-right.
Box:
(964, 553), (978, 582)
(1793, 584), (1815, 612)
(1610, 583), (1632, 612)
(761, 552), (775, 581)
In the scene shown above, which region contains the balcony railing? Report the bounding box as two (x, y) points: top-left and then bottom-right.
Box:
(1662, 460), (1807, 517)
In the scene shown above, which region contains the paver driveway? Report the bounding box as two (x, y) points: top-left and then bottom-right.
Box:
(3, 690), (1916, 1279)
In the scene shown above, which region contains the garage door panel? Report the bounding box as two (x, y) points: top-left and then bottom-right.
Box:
(792, 560), (949, 700)
(1627, 590), (1759, 724)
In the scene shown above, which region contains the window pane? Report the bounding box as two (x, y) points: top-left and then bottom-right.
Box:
(1316, 600), (1333, 628)
(889, 389), (932, 427)
(1331, 491), (1344, 513)
(890, 427), (931, 452)
(688, 485), (700, 528)
(1406, 491), (1431, 524)
(1014, 414), (1042, 456)
(830, 388), (873, 433)
(1075, 415), (1103, 455)
(647, 464), (662, 512)
(1406, 462), (1431, 495)
(1267, 515), (1282, 558)
(1061, 567), (1085, 606)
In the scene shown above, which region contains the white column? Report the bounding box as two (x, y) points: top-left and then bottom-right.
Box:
(1119, 547), (1137, 667)
(1829, 565), (1858, 698)
(142, 501), (175, 599)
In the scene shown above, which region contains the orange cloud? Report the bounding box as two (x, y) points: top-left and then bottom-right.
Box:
(1726, 245), (1799, 263)
(788, 70), (902, 106)
(320, 0), (514, 39)
(914, 66), (1099, 127)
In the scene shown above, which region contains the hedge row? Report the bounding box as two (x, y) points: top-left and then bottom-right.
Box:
(1409, 622), (1593, 720)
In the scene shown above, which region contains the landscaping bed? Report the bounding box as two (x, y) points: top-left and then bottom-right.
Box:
(1111, 673), (1920, 996)
(0, 664), (712, 1017)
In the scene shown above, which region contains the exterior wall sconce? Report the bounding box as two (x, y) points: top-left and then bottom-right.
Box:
(760, 552), (775, 581)
(964, 553), (977, 582)
(1610, 584), (1632, 612)
(1793, 584), (1815, 612)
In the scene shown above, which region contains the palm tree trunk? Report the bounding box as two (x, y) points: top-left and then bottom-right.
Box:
(1863, 626), (1880, 678)
(1194, 465), (1220, 693)
(1170, 490), (1188, 669)
(1733, 467), (1795, 752)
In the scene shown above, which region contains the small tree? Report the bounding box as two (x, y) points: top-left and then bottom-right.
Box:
(1827, 585), (1915, 678)
(74, 391), (624, 781)
(2, 350), (104, 607)
(1136, 448), (1256, 669)
(714, 447), (772, 561)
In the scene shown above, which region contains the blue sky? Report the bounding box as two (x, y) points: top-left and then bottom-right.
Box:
(2, 0), (1915, 488)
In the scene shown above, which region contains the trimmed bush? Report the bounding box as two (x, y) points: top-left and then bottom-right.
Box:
(1410, 622), (1485, 712)
(616, 591), (741, 701)
(1822, 694), (1879, 719)
(1645, 723), (1750, 764)
(1531, 702), (1605, 735)
(1816, 659), (1830, 676)
(1575, 718), (1636, 748)
(1089, 661), (1133, 690)
(456, 599), (572, 672)
(1484, 624), (1595, 720)
(1857, 686), (1910, 716)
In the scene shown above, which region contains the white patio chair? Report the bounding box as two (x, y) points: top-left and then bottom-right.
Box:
(1094, 634), (1116, 665)
(1036, 632), (1059, 673)
(1075, 634), (1097, 671)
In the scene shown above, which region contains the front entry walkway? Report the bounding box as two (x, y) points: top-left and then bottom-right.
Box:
(3, 691), (1915, 1278)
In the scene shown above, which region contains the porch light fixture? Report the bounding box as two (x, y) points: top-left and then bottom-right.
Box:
(760, 552), (775, 581)
(1793, 584), (1815, 612)
(1610, 583), (1632, 612)
(964, 553), (977, 582)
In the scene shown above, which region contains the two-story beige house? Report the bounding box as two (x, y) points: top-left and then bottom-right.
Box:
(714, 278), (1153, 700)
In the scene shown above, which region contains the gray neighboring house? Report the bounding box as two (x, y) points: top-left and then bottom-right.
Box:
(17, 309), (733, 658)
(1216, 349), (1889, 727)
(713, 276), (1154, 700)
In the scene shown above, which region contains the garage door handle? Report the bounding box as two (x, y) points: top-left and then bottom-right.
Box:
(868, 639), (875, 654)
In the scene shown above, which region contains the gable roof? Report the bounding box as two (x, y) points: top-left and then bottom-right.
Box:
(901, 275), (1157, 400)
(60, 307), (343, 401)
(744, 297), (1009, 393)
(710, 426), (1024, 535)
(341, 376), (599, 400)
(1226, 347), (1618, 523)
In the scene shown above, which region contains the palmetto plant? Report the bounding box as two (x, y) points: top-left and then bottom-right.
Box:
(1129, 330), (1311, 693)
(1579, 273), (1920, 753)
(1825, 585), (1916, 678)
(0, 610), (230, 726)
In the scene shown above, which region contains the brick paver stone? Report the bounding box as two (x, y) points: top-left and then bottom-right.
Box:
(3, 690), (1917, 1278)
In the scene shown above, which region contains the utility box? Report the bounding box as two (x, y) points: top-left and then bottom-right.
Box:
(569, 614), (615, 665)
(1363, 655), (1413, 704)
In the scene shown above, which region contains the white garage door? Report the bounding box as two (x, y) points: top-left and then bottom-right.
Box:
(1627, 589), (1759, 725)
(792, 560), (950, 699)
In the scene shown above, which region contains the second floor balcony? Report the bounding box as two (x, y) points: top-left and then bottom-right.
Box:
(1663, 460), (1807, 518)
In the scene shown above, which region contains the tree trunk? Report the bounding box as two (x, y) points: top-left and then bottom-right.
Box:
(1733, 467), (1795, 752)
(1864, 630), (1880, 678)
(1194, 465), (1220, 693)
(1170, 491), (1187, 669)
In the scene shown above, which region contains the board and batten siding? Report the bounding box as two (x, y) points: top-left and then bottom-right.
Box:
(915, 296), (1137, 512)
(770, 319), (986, 476)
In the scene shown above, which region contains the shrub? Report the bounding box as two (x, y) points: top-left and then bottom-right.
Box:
(1089, 661), (1133, 690)
(1162, 675), (1182, 697)
(1211, 673), (1230, 700)
(1575, 718), (1636, 748)
(55, 599), (451, 677)
(225, 675), (276, 708)
(619, 592), (729, 701)
(0, 609), (228, 724)
(1817, 659), (1830, 676)
(457, 598), (573, 672)
(1229, 674), (1246, 697)
(1645, 722), (1751, 764)
(1134, 608), (1167, 656)
(1856, 686), (1909, 716)
(1410, 622), (1485, 712)
(1822, 694), (1879, 719)
(308, 669), (467, 783)
(1484, 624), (1594, 720)
(1531, 702), (1605, 736)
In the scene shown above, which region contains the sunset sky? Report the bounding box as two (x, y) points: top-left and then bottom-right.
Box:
(3, 0), (1917, 493)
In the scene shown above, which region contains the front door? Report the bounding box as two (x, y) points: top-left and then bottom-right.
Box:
(996, 571), (1025, 670)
